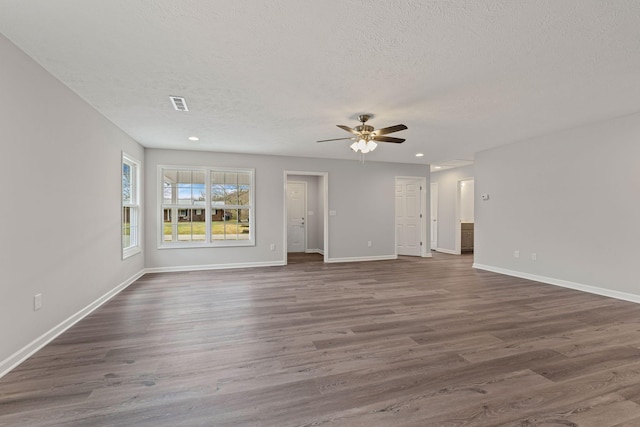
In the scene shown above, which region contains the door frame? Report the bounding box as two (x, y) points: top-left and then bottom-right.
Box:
(286, 180), (307, 253)
(283, 171), (329, 265)
(395, 176), (430, 258)
(430, 181), (438, 251)
(455, 177), (474, 255)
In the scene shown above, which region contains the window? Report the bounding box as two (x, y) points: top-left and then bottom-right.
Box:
(159, 166), (254, 247)
(122, 153), (141, 258)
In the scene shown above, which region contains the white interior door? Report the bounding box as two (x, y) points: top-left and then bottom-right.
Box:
(396, 178), (422, 256)
(287, 181), (306, 253)
(430, 182), (438, 250)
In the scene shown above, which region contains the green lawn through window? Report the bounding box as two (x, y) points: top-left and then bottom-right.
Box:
(163, 221), (249, 235)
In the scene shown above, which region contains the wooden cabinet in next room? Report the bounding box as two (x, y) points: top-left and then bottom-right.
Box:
(461, 223), (474, 252)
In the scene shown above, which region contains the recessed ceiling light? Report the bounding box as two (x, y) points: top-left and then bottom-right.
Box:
(415, 153), (424, 157)
(434, 166), (441, 169)
(188, 136), (199, 141)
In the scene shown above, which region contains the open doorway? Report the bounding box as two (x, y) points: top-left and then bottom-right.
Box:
(284, 171), (328, 265)
(455, 178), (475, 255)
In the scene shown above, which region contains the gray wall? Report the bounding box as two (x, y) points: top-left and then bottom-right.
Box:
(0, 34), (145, 369)
(430, 165), (475, 252)
(145, 149), (428, 268)
(474, 112), (640, 297)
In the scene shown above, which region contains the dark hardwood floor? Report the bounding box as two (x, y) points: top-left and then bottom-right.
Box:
(3, 253), (640, 426)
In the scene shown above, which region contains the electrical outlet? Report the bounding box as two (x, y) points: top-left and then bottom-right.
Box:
(531, 253), (537, 261)
(270, 243), (275, 251)
(34, 293), (42, 311)
(367, 241), (372, 247)
(514, 250), (520, 259)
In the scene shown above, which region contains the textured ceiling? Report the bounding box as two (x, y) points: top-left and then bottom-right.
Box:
(1, 0), (639, 164)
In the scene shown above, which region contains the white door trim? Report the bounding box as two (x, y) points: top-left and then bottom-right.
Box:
(283, 171), (329, 265)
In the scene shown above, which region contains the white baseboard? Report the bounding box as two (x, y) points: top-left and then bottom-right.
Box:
(397, 252), (433, 258)
(473, 263), (640, 305)
(145, 260), (286, 273)
(0, 269), (145, 379)
(436, 248), (458, 255)
(326, 254), (397, 263)
(305, 249), (324, 255)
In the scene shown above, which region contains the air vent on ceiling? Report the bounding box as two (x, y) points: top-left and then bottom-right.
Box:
(169, 96), (189, 112)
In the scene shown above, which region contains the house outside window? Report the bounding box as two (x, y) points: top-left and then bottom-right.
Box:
(122, 153), (141, 258)
(159, 166), (254, 247)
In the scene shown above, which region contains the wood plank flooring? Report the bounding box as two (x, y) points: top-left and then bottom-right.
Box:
(3, 252), (640, 426)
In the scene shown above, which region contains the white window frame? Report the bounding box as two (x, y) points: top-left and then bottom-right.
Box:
(158, 165), (255, 248)
(122, 153), (142, 259)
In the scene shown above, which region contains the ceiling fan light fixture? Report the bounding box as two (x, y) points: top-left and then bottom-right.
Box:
(349, 140), (377, 154)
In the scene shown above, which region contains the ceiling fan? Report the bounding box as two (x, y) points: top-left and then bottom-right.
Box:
(317, 114), (407, 154)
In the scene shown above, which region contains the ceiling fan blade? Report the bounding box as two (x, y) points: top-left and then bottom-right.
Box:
(372, 135), (405, 143)
(316, 137), (355, 143)
(336, 125), (359, 135)
(373, 124), (408, 136)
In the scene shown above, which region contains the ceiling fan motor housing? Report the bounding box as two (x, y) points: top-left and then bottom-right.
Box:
(355, 124), (374, 134)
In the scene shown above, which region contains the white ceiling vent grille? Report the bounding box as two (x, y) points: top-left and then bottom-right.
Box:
(169, 96), (189, 112)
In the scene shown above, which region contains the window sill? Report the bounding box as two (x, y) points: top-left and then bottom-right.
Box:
(122, 247), (142, 260)
(157, 241), (255, 249)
